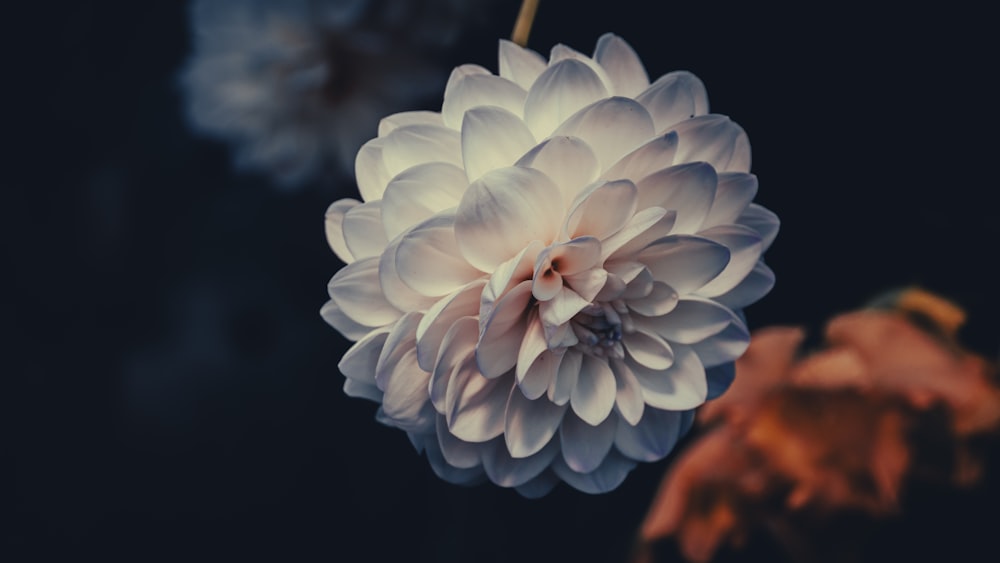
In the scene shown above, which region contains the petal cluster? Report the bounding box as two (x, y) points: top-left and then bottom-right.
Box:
(323, 34), (779, 495)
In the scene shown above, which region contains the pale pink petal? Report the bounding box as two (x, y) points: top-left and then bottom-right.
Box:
(623, 329), (675, 370)
(435, 414), (481, 469)
(737, 203), (780, 251)
(539, 287), (591, 328)
(482, 435), (559, 488)
(523, 59), (609, 139)
(514, 471), (559, 498)
(714, 262), (775, 310)
(429, 316), (478, 412)
(551, 450), (636, 494)
(610, 358), (645, 425)
(553, 97), (655, 170)
(423, 430), (484, 485)
(442, 70), (528, 129)
(705, 363), (735, 399)
(455, 167), (561, 272)
(628, 282), (679, 317)
(515, 135), (599, 205)
(377, 110), (444, 137)
(560, 410), (617, 473)
(396, 213), (484, 297)
(505, 386), (568, 458)
(417, 281), (484, 371)
(477, 280), (533, 378)
(599, 207), (668, 261)
(341, 200), (388, 261)
(462, 106), (536, 182)
(635, 162), (717, 233)
(375, 313), (434, 433)
(498, 39), (547, 90)
(516, 310), (548, 380)
(319, 298), (373, 341)
(614, 407), (685, 461)
(343, 379), (382, 402)
(702, 172), (758, 228)
(328, 256), (402, 327)
(339, 326), (391, 385)
(446, 367), (510, 443)
(324, 198), (360, 264)
(640, 235), (730, 295)
(571, 354), (617, 425)
(355, 138), (392, 202)
(620, 266), (655, 300)
(548, 44), (614, 89)
(565, 179), (638, 240)
(549, 349), (582, 405)
(636, 71), (709, 133)
(630, 345), (707, 410)
(643, 297), (734, 344)
(605, 210), (678, 260)
(669, 114), (751, 173)
(563, 268), (608, 303)
(601, 131), (678, 183)
(381, 124), (463, 178)
(380, 162), (468, 240)
(480, 241), (543, 329)
(378, 237), (439, 313)
(690, 321), (751, 368)
(519, 349), (563, 400)
(696, 225), (763, 298)
(593, 33), (650, 97)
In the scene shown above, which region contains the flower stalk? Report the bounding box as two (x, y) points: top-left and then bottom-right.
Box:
(511, 0), (540, 47)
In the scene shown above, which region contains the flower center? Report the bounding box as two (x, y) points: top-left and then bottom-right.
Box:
(570, 301), (633, 359)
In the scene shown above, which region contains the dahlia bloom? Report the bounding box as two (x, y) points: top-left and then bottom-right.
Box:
(323, 34), (779, 495)
(180, 0), (493, 188)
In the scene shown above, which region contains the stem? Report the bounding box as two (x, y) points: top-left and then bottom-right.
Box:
(511, 0), (540, 47)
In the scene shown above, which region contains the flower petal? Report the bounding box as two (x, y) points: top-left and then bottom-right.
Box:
(561, 410), (617, 473)
(375, 313), (434, 433)
(635, 162), (717, 233)
(552, 450), (636, 494)
(396, 213), (484, 297)
(714, 261), (775, 310)
(571, 355), (617, 425)
(669, 114), (751, 173)
(539, 287), (591, 329)
(417, 281), (484, 371)
(690, 321), (751, 368)
(635, 71), (709, 133)
(623, 329), (675, 370)
(549, 349), (581, 405)
(523, 59), (609, 139)
(644, 296), (735, 344)
(695, 225), (763, 298)
(378, 237), (438, 313)
(705, 362), (735, 400)
(516, 310), (548, 380)
(430, 315), (478, 412)
(514, 471), (559, 498)
(628, 281), (679, 317)
(343, 379), (382, 402)
(737, 203), (780, 251)
(355, 138), (392, 202)
(442, 68), (528, 129)
(564, 268), (608, 303)
(498, 39), (547, 90)
(424, 429), (484, 485)
(515, 135), (599, 205)
(381, 124), (463, 179)
(378, 110), (444, 137)
(462, 106), (536, 182)
(342, 200), (389, 261)
(340, 326), (391, 386)
(610, 358), (645, 425)
(519, 349), (563, 400)
(455, 166), (561, 272)
(436, 414), (481, 469)
(604, 209), (678, 260)
(630, 345), (707, 410)
(601, 132), (679, 184)
(639, 235), (730, 295)
(614, 407), (685, 461)
(505, 385), (568, 458)
(328, 256), (402, 327)
(320, 298), (373, 341)
(325, 198), (360, 264)
(380, 162), (468, 240)
(553, 97), (655, 170)
(477, 280), (533, 378)
(593, 33), (650, 97)
(702, 172), (758, 228)
(446, 366), (510, 443)
(565, 180), (638, 240)
(482, 435), (559, 488)
(480, 240), (543, 329)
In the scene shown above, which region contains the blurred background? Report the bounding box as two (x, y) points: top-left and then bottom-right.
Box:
(7, 0), (998, 561)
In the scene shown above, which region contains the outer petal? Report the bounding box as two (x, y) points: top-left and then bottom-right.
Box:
(430, 315), (478, 412)
(462, 106), (537, 182)
(436, 414), (481, 470)
(523, 59), (609, 139)
(565, 180), (638, 240)
(381, 124), (463, 179)
(636, 71), (709, 133)
(417, 281), (484, 372)
(498, 39), (547, 90)
(341, 200), (388, 261)
(324, 198), (360, 264)
(737, 203), (780, 251)
(482, 435), (560, 488)
(690, 321), (751, 368)
(593, 33), (650, 97)
(570, 355), (617, 425)
(695, 225), (764, 298)
(446, 366), (510, 443)
(320, 298), (373, 341)
(355, 138), (392, 203)
(424, 430), (484, 485)
(635, 162), (717, 233)
(642, 297), (734, 344)
(702, 172), (758, 228)
(553, 97), (655, 170)
(623, 329), (675, 370)
(629, 345), (707, 410)
(328, 256), (402, 328)
(477, 280), (533, 378)
(601, 132), (679, 184)
(669, 114), (751, 173)
(560, 410), (617, 473)
(380, 162), (468, 240)
(639, 235), (731, 295)
(378, 111), (444, 137)
(442, 67), (528, 129)
(375, 313), (434, 433)
(515, 135), (599, 205)
(339, 326), (391, 387)
(610, 358), (645, 425)
(455, 167), (561, 272)
(505, 386), (568, 458)
(714, 261), (775, 310)
(614, 407), (685, 461)
(396, 213), (484, 297)
(552, 450), (636, 494)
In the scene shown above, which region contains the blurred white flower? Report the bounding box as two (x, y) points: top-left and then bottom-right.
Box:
(180, 0), (496, 188)
(322, 34), (779, 495)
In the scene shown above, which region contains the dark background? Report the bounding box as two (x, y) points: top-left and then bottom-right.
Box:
(7, 1), (998, 561)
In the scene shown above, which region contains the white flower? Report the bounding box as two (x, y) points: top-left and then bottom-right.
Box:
(322, 34), (779, 495)
(180, 0), (494, 188)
